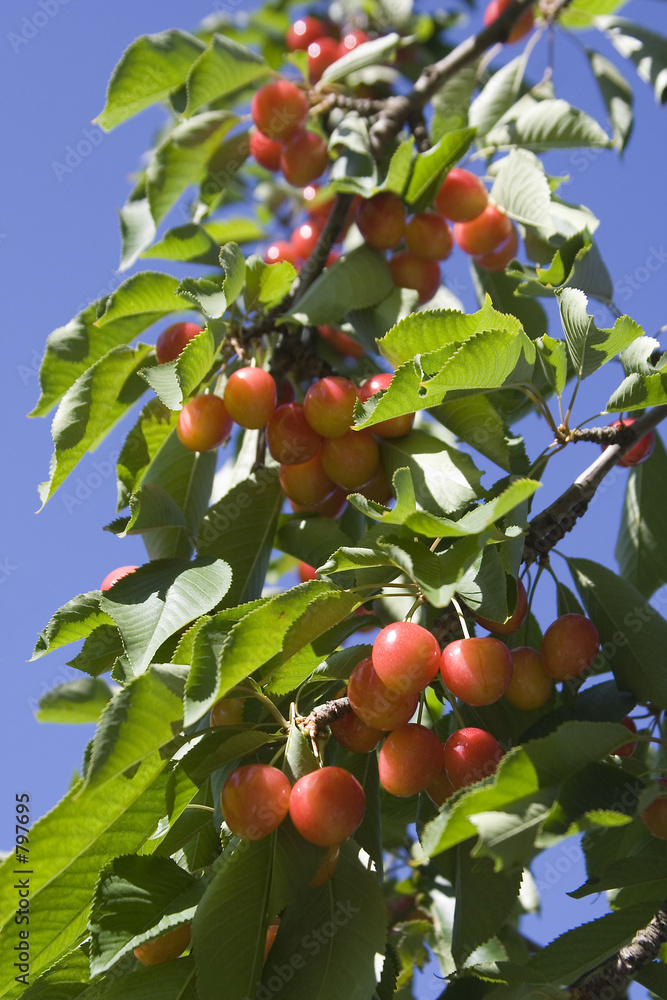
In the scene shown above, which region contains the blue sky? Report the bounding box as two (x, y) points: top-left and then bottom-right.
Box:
(1, 1), (666, 995)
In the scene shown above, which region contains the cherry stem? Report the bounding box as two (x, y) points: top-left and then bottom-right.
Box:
(234, 684), (290, 730)
(450, 596), (471, 640)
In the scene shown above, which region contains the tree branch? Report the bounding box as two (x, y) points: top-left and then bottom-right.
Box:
(297, 696), (352, 739)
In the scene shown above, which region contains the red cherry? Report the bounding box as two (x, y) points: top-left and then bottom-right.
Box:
(134, 924), (191, 965)
(264, 241), (301, 266)
(249, 130), (283, 172)
(100, 565), (138, 591)
(358, 373), (415, 438)
(266, 403), (323, 465)
(440, 637), (513, 706)
(434, 168), (488, 223)
(289, 766), (365, 846)
(405, 213), (453, 261)
(308, 37), (341, 83)
(454, 205), (513, 256)
(288, 487), (348, 518)
(378, 724), (445, 797)
(298, 561), (317, 582)
(338, 30), (370, 55)
(426, 766), (457, 806)
(264, 917), (280, 961)
(303, 376), (359, 438)
(356, 192), (406, 250)
(540, 614), (600, 682)
(281, 130), (329, 186)
(308, 844), (341, 887)
(287, 16), (329, 51)
(210, 698), (244, 727)
(473, 579), (528, 635)
(331, 704), (383, 754)
(223, 367), (277, 429)
(320, 429), (380, 490)
(388, 251), (441, 304)
(372, 621), (441, 695)
(318, 325), (365, 359)
(291, 221), (324, 259)
(504, 647), (553, 711)
(483, 0), (535, 44)
(221, 764), (291, 840)
(156, 322), (204, 365)
(473, 225), (519, 271)
(279, 453), (336, 505)
(444, 727), (503, 788)
(604, 418), (656, 467)
(302, 184), (336, 221)
(177, 395), (233, 452)
(251, 80), (309, 141)
(616, 717), (638, 758)
(347, 656), (419, 730)
(640, 778), (667, 839)
(356, 465), (394, 505)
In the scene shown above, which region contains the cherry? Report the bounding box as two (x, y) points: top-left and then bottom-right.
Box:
(483, 0), (535, 44)
(604, 418), (656, 467)
(321, 429), (380, 490)
(281, 130), (329, 186)
(223, 368), (277, 430)
(302, 184), (336, 221)
(287, 16), (329, 51)
(318, 324), (365, 359)
(426, 766), (457, 806)
(473, 225), (519, 271)
(473, 579), (528, 635)
(540, 614), (600, 681)
(372, 621), (441, 696)
(347, 655), (419, 730)
(330, 707), (383, 753)
(454, 205), (513, 256)
(388, 251), (441, 304)
(210, 698), (244, 727)
(339, 30), (370, 55)
(133, 924), (191, 965)
(264, 917), (280, 961)
(358, 373), (415, 438)
(303, 376), (359, 438)
(288, 487), (348, 518)
(249, 130), (283, 172)
(378, 724), (445, 797)
(100, 565), (138, 591)
(291, 220), (324, 259)
(279, 454), (336, 506)
(298, 562), (317, 583)
(444, 727), (503, 788)
(309, 844), (341, 886)
(264, 240), (301, 266)
(357, 192), (406, 250)
(405, 213), (453, 261)
(267, 403), (323, 465)
(434, 168), (488, 223)
(177, 395), (233, 452)
(640, 779), (667, 839)
(616, 717), (638, 758)
(357, 465), (394, 504)
(504, 646), (553, 711)
(155, 321), (203, 365)
(440, 637), (513, 706)
(251, 80), (309, 141)
(221, 763), (291, 841)
(289, 766), (365, 846)
(308, 37), (341, 83)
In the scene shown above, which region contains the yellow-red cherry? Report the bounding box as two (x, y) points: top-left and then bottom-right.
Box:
(321, 429), (380, 490)
(251, 80), (309, 141)
(100, 565), (138, 591)
(356, 192), (406, 250)
(454, 205), (513, 256)
(134, 923), (191, 965)
(483, 0), (535, 44)
(177, 395), (233, 452)
(267, 403), (322, 465)
(372, 621), (441, 696)
(388, 251), (441, 304)
(540, 614), (600, 681)
(278, 453), (335, 506)
(223, 368), (277, 430)
(289, 766), (365, 846)
(504, 646), (552, 711)
(347, 656), (419, 730)
(221, 763), (291, 841)
(440, 637), (513, 706)
(303, 376), (359, 438)
(444, 727), (503, 788)
(156, 322), (203, 365)
(435, 168), (488, 223)
(473, 579), (528, 635)
(640, 779), (667, 839)
(378, 724), (445, 797)
(358, 373), (415, 438)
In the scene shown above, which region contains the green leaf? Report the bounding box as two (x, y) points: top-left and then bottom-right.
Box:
(321, 32), (401, 83)
(374, 534), (482, 607)
(89, 855), (202, 974)
(561, 0), (627, 29)
(616, 432), (667, 597)
(253, 259), (298, 310)
(32, 592), (115, 661)
(143, 219), (264, 263)
(0, 773), (168, 993)
(118, 482), (187, 538)
(380, 430), (482, 517)
(569, 850), (667, 898)
(276, 514), (352, 572)
(377, 137), (414, 196)
(18, 946), (91, 1000)
(258, 841), (386, 1000)
(431, 64), (478, 138)
(96, 272), (194, 327)
(484, 98), (612, 151)
(67, 625), (125, 678)
(31, 300), (160, 418)
(469, 57), (528, 138)
(405, 129), (476, 211)
(598, 17), (667, 104)
(535, 335), (567, 396)
(606, 369), (667, 411)
(85, 958), (198, 998)
(197, 130), (251, 215)
(185, 34), (269, 117)
(490, 150), (554, 233)
(586, 49), (633, 149)
(532, 230), (593, 289)
(569, 557), (667, 708)
(117, 398), (178, 508)
(557, 288), (642, 379)
(95, 30), (205, 130)
(284, 245), (394, 326)
(471, 266), (548, 340)
(636, 961), (667, 999)
(453, 849), (522, 966)
(99, 558), (232, 676)
(432, 396), (514, 472)
(139, 325), (216, 409)
(36, 677), (112, 724)
(329, 114), (377, 193)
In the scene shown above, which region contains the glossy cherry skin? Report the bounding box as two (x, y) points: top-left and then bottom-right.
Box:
(640, 779), (667, 839)
(435, 168), (488, 222)
(440, 637), (513, 706)
(347, 656), (419, 730)
(356, 192), (406, 250)
(281, 130), (329, 187)
(288, 487), (348, 518)
(372, 621), (441, 696)
(266, 403), (322, 465)
(504, 646), (553, 711)
(249, 130), (283, 172)
(177, 395), (233, 452)
(321, 429), (380, 490)
(358, 373), (414, 438)
(298, 562), (317, 583)
(134, 923), (191, 965)
(483, 0), (535, 44)
(100, 565), (138, 591)
(291, 221), (324, 259)
(287, 16), (329, 51)
(444, 727), (503, 788)
(378, 724), (445, 797)
(339, 30), (370, 55)
(426, 766), (458, 806)
(265, 240), (301, 266)
(318, 325), (365, 359)
(279, 454), (336, 506)
(473, 224), (519, 271)
(307, 37), (340, 83)
(156, 322), (203, 365)
(454, 206), (513, 256)
(210, 697), (244, 727)
(540, 614), (600, 682)
(289, 766), (365, 846)
(405, 212), (453, 261)
(303, 376), (359, 438)
(330, 708), (383, 753)
(251, 80), (309, 141)
(616, 717), (638, 758)
(357, 465), (394, 504)
(388, 251), (441, 304)
(221, 764), (291, 841)
(605, 418), (656, 467)
(223, 368), (277, 430)
(473, 579), (528, 635)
